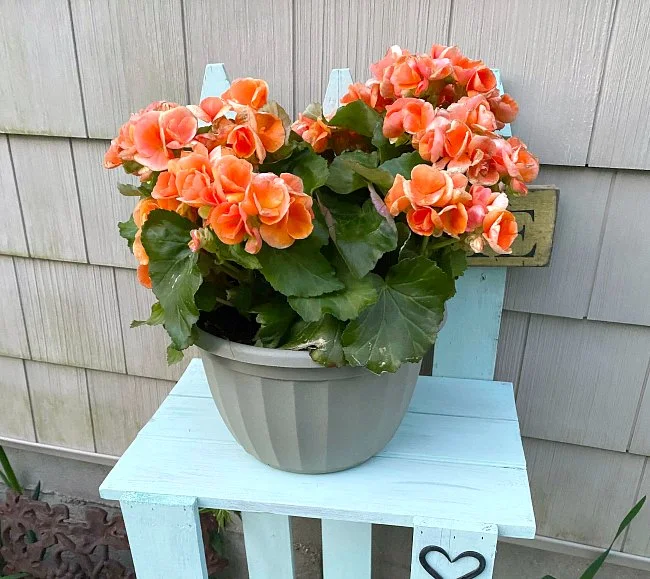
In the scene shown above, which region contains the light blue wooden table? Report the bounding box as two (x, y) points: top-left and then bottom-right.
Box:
(100, 65), (535, 579)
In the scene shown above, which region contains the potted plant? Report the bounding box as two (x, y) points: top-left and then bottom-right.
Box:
(104, 44), (539, 474)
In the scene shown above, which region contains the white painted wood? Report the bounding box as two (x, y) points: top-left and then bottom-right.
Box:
(0, 0), (85, 136)
(494, 311), (529, 396)
(0, 436), (118, 466)
(589, 171), (650, 326)
(184, 0), (293, 113)
(323, 68), (353, 117)
(120, 492), (208, 579)
(200, 63), (231, 102)
(322, 519), (371, 579)
(622, 460), (650, 557)
(293, 0), (451, 113)
(0, 256), (30, 358)
(71, 139), (138, 268)
(87, 370), (174, 455)
(411, 519), (497, 579)
(589, 2), (650, 169)
(10, 136), (87, 263)
(450, 0), (615, 166)
(0, 135), (28, 256)
(517, 316), (650, 451)
(71, 0), (188, 139)
(630, 381), (650, 456)
(241, 512), (295, 579)
(15, 258), (126, 373)
(25, 360), (94, 452)
(524, 438), (645, 549)
(505, 166), (613, 319)
(0, 356), (35, 441)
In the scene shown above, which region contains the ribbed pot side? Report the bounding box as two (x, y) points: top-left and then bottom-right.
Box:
(197, 329), (421, 474)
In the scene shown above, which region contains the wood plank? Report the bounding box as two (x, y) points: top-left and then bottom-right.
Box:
(294, 0), (451, 113)
(241, 512), (295, 579)
(630, 380), (650, 455)
(517, 316), (650, 451)
(184, 0), (293, 114)
(10, 136), (87, 263)
(25, 360), (94, 452)
(0, 135), (28, 256)
(0, 0), (85, 136)
(588, 2), (650, 169)
(322, 519), (371, 579)
(0, 256), (30, 358)
(0, 356), (35, 441)
(450, 0), (615, 166)
(71, 139), (137, 268)
(524, 438), (645, 548)
(589, 171), (650, 326)
(622, 460), (650, 556)
(70, 0), (188, 139)
(114, 267), (198, 380)
(494, 310), (529, 396)
(87, 370), (174, 455)
(505, 166), (612, 318)
(15, 258), (126, 373)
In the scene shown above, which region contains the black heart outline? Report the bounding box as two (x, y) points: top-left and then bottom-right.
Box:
(419, 545), (487, 579)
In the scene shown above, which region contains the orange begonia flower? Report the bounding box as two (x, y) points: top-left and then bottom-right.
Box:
(466, 67), (497, 95)
(384, 174), (413, 216)
(211, 154), (253, 204)
(137, 264), (152, 289)
(408, 164), (454, 207)
(252, 111), (285, 153)
(439, 203), (469, 237)
(168, 146), (216, 207)
(242, 173), (291, 225)
(160, 106), (198, 150)
(208, 203), (247, 245)
(227, 124), (265, 160)
(383, 98), (435, 139)
(483, 209), (518, 254)
(260, 194), (314, 249)
(151, 171), (178, 200)
(222, 78), (269, 109)
(406, 206), (443, 237)
(292, 114), (331, 153)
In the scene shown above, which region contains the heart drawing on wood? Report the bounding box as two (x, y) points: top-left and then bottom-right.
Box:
(418, 545), (487, 579)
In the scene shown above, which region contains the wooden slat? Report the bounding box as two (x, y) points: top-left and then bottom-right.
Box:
(0, 0), (85, 136)
(241, 512), (295, 579)
(184, 0), (293, 113)
(10, 136), (87, 263)
(293, 0), (451, 113)
(505, 166), (612, 318)
(25, 360), (94, 452)
(494, 310), (529, 396)
(0, 256), (30, 359)
(0, 356), (35, 441)
(588, 2), (650, 169)
(87, 369), (173, 455)
(517, 316), (650, 452)
(450, 0), (615, 166)
(524, 438), (645, 548)
(114, 267), (198, 380)
(589, 171), (650, 326)
(322, 519), (371, 579)
(15, 258), (126, 373)
(0, 135), (28, 256)
(630, 380), (650, 455)
(71, 139), (137, 268)
(622, 459), (650, 556)
(70, 0), (188, 139)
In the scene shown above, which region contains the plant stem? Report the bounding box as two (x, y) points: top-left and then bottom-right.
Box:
(428, 237), (459, 252)
(218, 261), (244, 282)
(215, 296), (233, 308)
(420, 236), (430, 255)
(0, 446), (23, 494)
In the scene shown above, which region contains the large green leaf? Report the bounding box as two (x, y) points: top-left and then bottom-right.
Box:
(327, 100), (381, 137)
(341, 256), (455, 373)
(317, 191), (397, 278)
(256, 239), (344, 297)
(254, 299), (298, 348)
(283, 314), (346, 367)
(118, 215), (138, 251)
(260, 145), (328, 194)
(379, 151), (425, 179)
(326, 151), (379, 194)
(141, 210), (202, 350)
(372, 122), (407, 163)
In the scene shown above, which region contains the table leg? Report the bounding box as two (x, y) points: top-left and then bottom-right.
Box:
(241, 511), (295, 578)
(322, 519), (372, 579)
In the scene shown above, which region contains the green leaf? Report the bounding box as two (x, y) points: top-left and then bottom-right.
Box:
(260, 146), (328, 194)
(437, 247), (468, 280)
(167, 344), (184, 365)
(346, 162), (394, 192)
(117, 183), (142, 197)
(0, 574), (30, 579)
(141, 210), (202, 350)
(341, 257), (455, 373)
(327, 100), (381, 137)
(326, 151), (379, 194)
(318, 191), (398, 278)
(379, 151), (425, 180)
(372, 122), (405, 163)
(200, 228), (261, 270)
(122, 160), (144, 175)
(257, 239), (344, 298)
(254, 299), (298, 348)
(131, 302), (164, 327)
(195, 282), (219, 312)
(118, 215), (138, 251)
(283, 314), (346, 367)
(311, 203), (330, 246)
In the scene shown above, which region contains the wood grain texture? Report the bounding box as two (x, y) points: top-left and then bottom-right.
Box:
(0, 0), (85, 136)
(0, 356), (35, 441)
(623, 460), (650, 556)
(524, 438), (644, 548)
(25, 360), (94, 452)
(0, 256), (30, 358)
(87, 369), (173, 455)
(184, 0), (293, 113)
(72, 139), (137, 268)
(450, 0), (615, 166)
(505, 166), (613, 318)
(114, 267), (198, 380)
(589, 171), (650, 326)
(494, 310), (529, 396)
(589, 2), (650, 169)
(517, 316), (650, 451)
(71, 0), (188, 139)
(630, 377), (650, 456)
(15, 258), (126, 373)
(0, 135), (28, 256)
(10, 136), (87, 262)
(293, 0), (451, 113)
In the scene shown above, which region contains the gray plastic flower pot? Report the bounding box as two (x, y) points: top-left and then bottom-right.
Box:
(196, 328), (421, 474)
